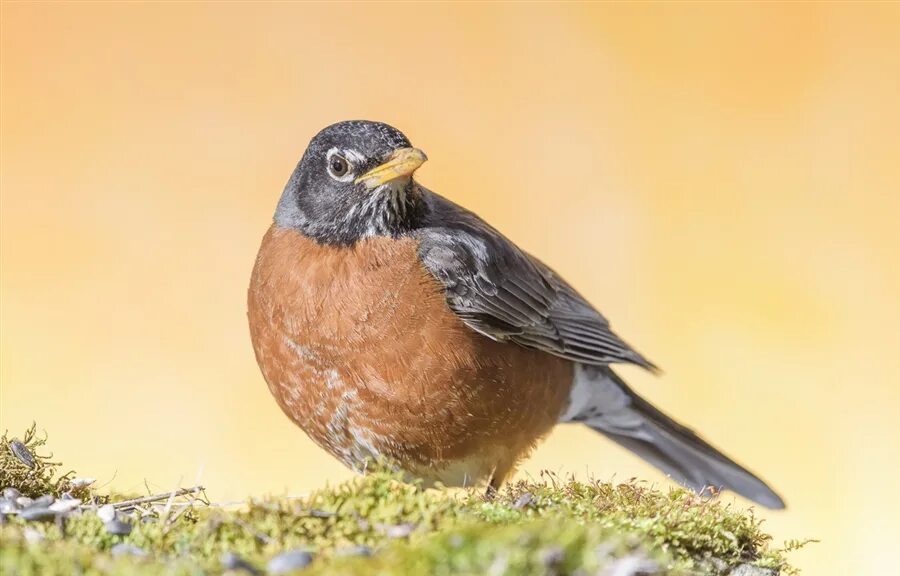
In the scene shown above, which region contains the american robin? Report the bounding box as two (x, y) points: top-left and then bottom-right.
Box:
(248, 120), (785, 509)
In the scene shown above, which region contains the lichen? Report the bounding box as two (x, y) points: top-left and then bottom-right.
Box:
(0, 423), (91, 500)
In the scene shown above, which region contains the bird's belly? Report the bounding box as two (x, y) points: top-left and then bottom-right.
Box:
(248, 226), (573, 484)
(255, 324), (554, 484)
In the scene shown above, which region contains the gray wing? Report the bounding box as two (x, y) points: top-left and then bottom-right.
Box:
(414, 190), (656, 371)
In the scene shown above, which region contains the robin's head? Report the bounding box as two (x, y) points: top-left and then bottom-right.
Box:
(275, 120), (428, 245)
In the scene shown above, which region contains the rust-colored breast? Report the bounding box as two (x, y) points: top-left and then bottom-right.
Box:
(247, 225), (573, 485)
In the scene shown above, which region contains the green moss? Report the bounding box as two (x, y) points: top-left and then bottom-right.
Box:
(310, 518), (661, 576)
(1, 425), (806, 575)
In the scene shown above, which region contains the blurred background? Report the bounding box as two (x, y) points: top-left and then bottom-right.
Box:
(2, 3), (898, 574)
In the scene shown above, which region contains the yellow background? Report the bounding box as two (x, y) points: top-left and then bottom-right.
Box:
(2, 3), (899, 574)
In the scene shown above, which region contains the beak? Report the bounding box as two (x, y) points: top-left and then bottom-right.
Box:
(355, 147), (427, 189)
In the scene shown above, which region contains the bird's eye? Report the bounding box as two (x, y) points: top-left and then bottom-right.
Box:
(328, 154), (350, 179)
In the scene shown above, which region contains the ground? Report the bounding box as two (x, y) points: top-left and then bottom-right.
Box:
(0, 424), (808, 575)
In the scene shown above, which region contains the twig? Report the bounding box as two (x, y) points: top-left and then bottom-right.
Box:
(104, 486), (205, 510)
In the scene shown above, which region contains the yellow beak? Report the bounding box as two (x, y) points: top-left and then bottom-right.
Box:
(355, 147), (428, 189)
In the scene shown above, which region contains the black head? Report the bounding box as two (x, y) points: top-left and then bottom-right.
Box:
(275, 120), (429, 245)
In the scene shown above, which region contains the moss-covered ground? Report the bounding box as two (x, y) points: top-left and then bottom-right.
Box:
(0, 425), (807, 575)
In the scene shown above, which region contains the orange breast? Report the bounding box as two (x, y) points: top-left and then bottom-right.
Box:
(247, 225), (573, 485)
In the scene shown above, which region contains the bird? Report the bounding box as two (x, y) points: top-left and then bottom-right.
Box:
(247, 120), (785, 509)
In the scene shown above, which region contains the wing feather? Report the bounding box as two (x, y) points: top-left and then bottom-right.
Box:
(415, 191), (656, 371)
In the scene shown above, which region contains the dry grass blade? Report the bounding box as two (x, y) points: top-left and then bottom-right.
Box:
(109, 486), (205, 512)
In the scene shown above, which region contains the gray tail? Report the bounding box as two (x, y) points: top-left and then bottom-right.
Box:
(586, 368), (785, 509)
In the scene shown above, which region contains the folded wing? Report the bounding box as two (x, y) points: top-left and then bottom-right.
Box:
(415, 191), (656, 371)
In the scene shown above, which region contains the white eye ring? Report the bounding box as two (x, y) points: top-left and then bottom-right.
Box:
(326, 148), (358, 182)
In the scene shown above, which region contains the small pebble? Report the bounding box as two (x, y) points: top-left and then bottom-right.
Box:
(335, 545), (373, 557)
(10, 439), (35, 469)
(27, 494), (55, 508)
(602, 555), (659, 576)
(97, 504), (117, 523)
(540, 546), (565, 568)
(49, 498), (81, 513)
(105, 518), (133, 536)
(69, 477), (96, 488)
(220, 551), (261, 574)
(703, 558), (728, 572)
(267, 550), (314, 574)
(111, 543), (148, 558)
(0, 498), (18, 514)
(513, 492), (534, 509)
(2, 487), (21, 500)
(378, 523), (415, 539)
(20, 507), (57, 522)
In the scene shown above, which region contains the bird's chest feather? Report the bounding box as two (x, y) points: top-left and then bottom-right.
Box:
(248, 225), (571, 481)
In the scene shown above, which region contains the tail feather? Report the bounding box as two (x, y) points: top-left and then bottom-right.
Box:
(570, 366), (785, 509)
